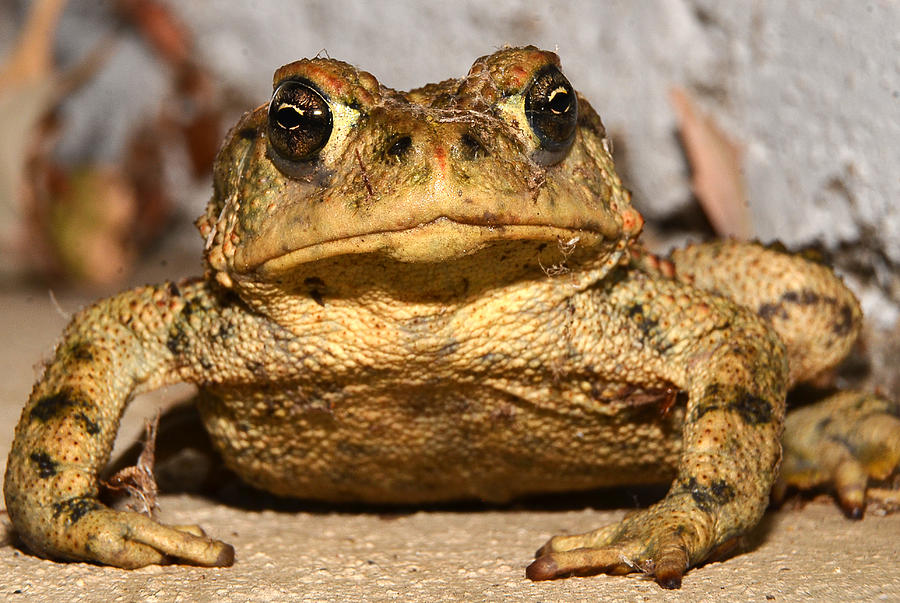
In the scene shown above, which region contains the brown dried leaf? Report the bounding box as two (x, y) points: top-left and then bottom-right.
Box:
(104, 414), (160, 517)
(172, 64), (223, 177)
(116, 0), (192, 67)
(670, 87), (752, 240)
(118, 1), (223, 177)
(122, 120), (173, 246)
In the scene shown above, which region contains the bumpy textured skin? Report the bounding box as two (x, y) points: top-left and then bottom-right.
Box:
(5, 47), (899, 587)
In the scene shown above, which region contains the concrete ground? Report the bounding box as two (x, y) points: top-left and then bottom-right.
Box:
(1, 278), (899, 602)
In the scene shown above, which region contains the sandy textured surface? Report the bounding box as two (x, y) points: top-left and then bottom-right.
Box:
(2, 284), (899, 602)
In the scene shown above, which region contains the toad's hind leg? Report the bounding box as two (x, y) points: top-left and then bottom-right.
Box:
(666, 240), (862, 384)
(777, 391), (900, 517)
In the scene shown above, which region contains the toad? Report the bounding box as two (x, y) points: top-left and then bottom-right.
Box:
(5, 47), (899, 588)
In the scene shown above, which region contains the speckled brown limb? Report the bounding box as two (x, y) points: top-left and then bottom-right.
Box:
(529, 271), (788, 588)
(671, 241), (900, 512)
(3, 282), (234, 567)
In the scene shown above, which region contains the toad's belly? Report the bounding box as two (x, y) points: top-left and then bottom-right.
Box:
(197, 382), (684, 503)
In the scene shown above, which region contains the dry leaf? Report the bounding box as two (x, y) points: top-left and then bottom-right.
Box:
(116, 0), (192, 67)
(118, 0), (223, 177)
(105, 414), (160, 517)
(670, 87), (752, 240)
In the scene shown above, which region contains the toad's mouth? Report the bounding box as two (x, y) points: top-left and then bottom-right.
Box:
(241, 217), (611, 275)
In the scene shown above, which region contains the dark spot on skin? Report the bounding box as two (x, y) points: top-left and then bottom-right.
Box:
(386, 135), (412, 161)
(28, 389), (100, 435)
(832, 304), (855, 336)
(756, 302), (783, 321)
(68, 342), (95, 362)
(757, 288), (854, 338)
(167, 322), (189, 356)
(354, 148), (375, 199)
(237, 126), (258, 140)
(30, 451), (59, 478)
(75, 412), (100, 436)
(732, 391), (773, 425)
(460, 132), (488, 160)
(52, 496), (101, 524)
(627, 303), (658, 335)
(576, 109), (606, 138)
(246, 360), (267, 379)
(626, 303), (673, 353)
(815, 416), (833, 433)
(437, 340), (460, 357)
(304, 277), (326, 307)
(695, 383), (773, 425)
(682, 476), (735, 514)
(827, 433), (857, 453)
(215, 324), (232, 340)
(478, 352), (504, 366)
(167, 282), (181, 298)
(30, 390), (85, 423)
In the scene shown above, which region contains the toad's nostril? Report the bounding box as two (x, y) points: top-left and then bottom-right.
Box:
(460, 132), (488, 160)
(387, 135), (413, 161)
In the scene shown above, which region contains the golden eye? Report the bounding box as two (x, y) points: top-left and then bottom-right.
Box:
(524, 66), (578, 165)
(267, 79), (333, 162)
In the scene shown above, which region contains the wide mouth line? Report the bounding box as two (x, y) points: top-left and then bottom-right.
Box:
(250, 217), (599, 272)
(289, 216), (593, 250)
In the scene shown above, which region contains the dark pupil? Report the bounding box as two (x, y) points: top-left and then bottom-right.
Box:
(275, 105), (305, 129)
(547, 87), (572, 114)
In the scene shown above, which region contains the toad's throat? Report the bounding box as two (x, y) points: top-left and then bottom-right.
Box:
(245, 217), (612, 275)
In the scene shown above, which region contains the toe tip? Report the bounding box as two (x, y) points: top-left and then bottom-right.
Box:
(655, 569), (683, 590)
(526, 556), (559, 581)
(840, 500), (865, 520)
(212, 543), (235, 567)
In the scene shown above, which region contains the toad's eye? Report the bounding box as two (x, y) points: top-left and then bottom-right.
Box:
(524, 66), (578, 165)
(267, 79), (333, 161)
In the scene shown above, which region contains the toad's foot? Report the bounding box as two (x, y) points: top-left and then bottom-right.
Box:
(526, 494), (719, 589)
(13, 499), (234, 568)
(776, 391), (900, 517)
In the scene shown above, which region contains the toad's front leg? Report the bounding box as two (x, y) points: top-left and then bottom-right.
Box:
(528, 274), (788, 588)
(4, 282), (234, 567)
